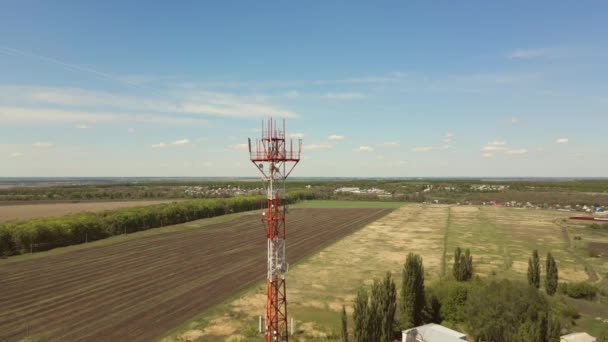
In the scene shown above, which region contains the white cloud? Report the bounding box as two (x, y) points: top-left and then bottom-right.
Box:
(325, 92), (364, 100)
(288, 133), (304, 139)
(378, 141), (400, 148)
(302, 143), (332, 150)
(128, 128), (135, 133)
(488, 141), (506, 146)
(353, 146), (374, 153)
(0, 85), (297, 122)
(10, 152), (23, 158)
(482, 145), (507, 151)
(511, 118), (519, 125)
(443, 133), (454, 143)
(481, 153), (494, 158)
(0, 106), (204, 125)
(556, 138), (569, 144)
(413, 145), (451, 152)
(153, 139), (191, 149)
(508, 48), (554, 59)
(413, 146), (434, 152)
(172, 139), (190, 146)
(285, 90), (299, 98)
(75, 123), (90, 129)
(505, 148), (529, 155)
(32, 142), (53, 148)
(232, 143), (249, 150)
(328, 135), (345, 141)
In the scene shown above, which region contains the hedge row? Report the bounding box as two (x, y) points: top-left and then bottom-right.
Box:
(0, 192), (314, 257)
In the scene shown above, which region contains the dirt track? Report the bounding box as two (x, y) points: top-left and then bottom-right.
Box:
(0, 208), (391, 342)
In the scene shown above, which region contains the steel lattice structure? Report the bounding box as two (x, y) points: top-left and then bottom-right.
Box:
(248, 118), (301, 341)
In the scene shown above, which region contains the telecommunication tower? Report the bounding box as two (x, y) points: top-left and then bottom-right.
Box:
(248, 118), (301, 341)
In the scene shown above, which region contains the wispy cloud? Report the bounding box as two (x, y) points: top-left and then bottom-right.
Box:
(353, 146), (374, 153)
(481, 141), (527, 156)
(151, 142), (167, 149)
(232, 143), (249, 150)
(328, 135), (345, 141)
(443, 133), (454, 144)
(10, 152), (23, 158)
(507, 46), (577, 60)
(325, 92), (364, 100)
(288, 133), (304, 139)
(0, 85), (297, 122)
(482, 141), (508, 151)
(32, 142), (53, 148)
(505, 148), (528, 155)
(75, 123), (90, 129)
(302, 143), (332, 150)
(128, 128), (136, 133)
(412, 145), (450, 152)
(0, 106), (205, 125)
(378, 141), (400, 148)
(511, 118), (520, 125)
(172, 139), (190, 146)
(556, 138), (569, 144)
(152, 139), (191, 149)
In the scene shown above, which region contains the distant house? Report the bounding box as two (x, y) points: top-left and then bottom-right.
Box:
(560, 332), (597, 342)
(402, 323), (468, 342)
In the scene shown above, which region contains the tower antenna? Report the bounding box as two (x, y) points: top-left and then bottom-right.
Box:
(248, 118), (301, 341)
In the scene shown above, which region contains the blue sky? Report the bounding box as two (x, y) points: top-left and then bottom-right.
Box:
(1, 1), (607, 177)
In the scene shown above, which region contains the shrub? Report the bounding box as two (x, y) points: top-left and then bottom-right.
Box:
(559, 282), (598, 300)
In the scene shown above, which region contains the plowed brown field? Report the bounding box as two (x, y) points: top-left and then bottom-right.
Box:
(0, 208), (391, 342)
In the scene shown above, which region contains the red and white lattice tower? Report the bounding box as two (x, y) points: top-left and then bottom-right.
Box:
(248, 118), (301, 341)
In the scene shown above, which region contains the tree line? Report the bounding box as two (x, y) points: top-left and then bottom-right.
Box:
(342, 248), (571, 342)
(0, 192), (313, 257)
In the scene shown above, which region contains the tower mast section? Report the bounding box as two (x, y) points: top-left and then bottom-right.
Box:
(248, 118), (301, 342)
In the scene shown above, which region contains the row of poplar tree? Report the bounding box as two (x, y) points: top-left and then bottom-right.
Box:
(527, 249), (559, 295)
(342, 250), (464, 342)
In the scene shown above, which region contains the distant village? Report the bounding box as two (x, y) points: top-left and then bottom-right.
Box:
(184, 185), (264, 197)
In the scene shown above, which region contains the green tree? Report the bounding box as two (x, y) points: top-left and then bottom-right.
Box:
(379, 272), (397, 342)
(341, 305), (348, 342)
(453, 247), (473, 281)
(452, 247), (462, 280)
(528, 249), (541, 288)
(353, 287), (369, 342)
(367, 279), (382, 340)
(545, 253), (558, 296)
(462, 248), (473, 280)
(401, 253), (425, 328)
(548, 315), (561, 342)
(598, 326), (608, 342)
(466, 279), (549, 342)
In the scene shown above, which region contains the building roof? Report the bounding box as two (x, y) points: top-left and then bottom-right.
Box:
(561, 332), (597, 342)
(402, 323), (467, 342)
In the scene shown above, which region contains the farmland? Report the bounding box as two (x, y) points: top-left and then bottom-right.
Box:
(167, 203), (608, 340)
(0, 199), (184, 222)
(0, 207), (391, 342)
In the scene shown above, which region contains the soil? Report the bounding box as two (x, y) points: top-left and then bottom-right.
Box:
(0, 208), (392, 342)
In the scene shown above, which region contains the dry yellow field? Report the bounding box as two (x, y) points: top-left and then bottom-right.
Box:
(163, 203), (598, 341)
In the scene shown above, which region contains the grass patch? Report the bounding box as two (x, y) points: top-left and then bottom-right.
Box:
(291, 200), (403, 209)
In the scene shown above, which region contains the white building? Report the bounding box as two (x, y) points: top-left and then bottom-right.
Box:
(561, 332), (597, 342)
(402, 323), (468, 342)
